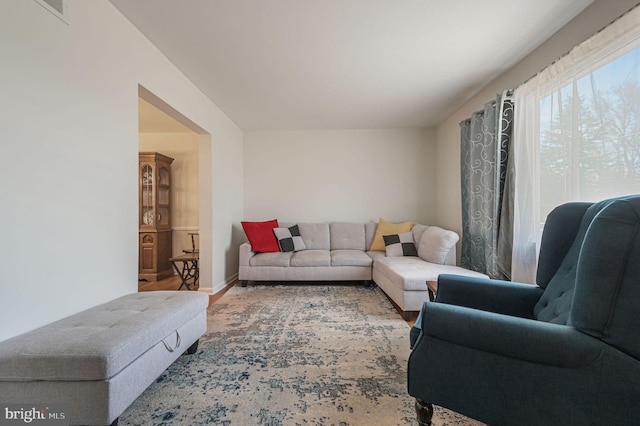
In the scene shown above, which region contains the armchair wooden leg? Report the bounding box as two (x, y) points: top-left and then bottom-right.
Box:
(415, 399), (433, 426)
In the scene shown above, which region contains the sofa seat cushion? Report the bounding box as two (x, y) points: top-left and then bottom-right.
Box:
(367, 250), (387, 261)
(249, 251), (293, 267)
(374, 257), (487, 291)
(0, 291), (209, 382)
(331, 250), (373, 267)
(291, 250), (331, 267)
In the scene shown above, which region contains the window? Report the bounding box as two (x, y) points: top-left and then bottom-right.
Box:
(539, 46), (640, 221)
(512, 6), (640, 283)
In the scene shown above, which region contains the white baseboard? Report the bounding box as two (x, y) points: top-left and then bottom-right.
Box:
(199, 273), (238, 295)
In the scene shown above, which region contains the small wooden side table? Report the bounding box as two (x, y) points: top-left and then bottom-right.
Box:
(170, 253), (199, 291)
(426, 280), (438, 302)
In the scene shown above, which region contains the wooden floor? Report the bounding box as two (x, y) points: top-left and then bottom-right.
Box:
(138, 276), (232, 306)
(138, 277), (417, 326)
(138, 276), (185, 292)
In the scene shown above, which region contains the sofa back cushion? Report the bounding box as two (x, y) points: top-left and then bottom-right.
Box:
(417, 226), (459, 264)
(295, 223), (330, 250)
(412, 224), (428, 245)
(330, 222), (366, 250)
(365, 222), (378, 251)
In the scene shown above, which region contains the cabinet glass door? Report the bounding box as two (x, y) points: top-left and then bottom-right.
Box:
(157, 166), (170, 227)
(141, 164), (154, 226)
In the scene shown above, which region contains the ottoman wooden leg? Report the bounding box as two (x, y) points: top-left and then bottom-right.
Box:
(185, 339), (199, 355)
(415, 399), (434, 426)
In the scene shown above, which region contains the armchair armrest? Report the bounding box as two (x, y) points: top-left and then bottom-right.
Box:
(437, 274), (544, 318)
(414, 303), (602, 368)
(410, 275), (544, 348)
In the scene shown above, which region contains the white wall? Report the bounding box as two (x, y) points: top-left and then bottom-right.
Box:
(435, 0), (639, 242)
(243, 129), (436, 226)
(0, 0), (243, 341)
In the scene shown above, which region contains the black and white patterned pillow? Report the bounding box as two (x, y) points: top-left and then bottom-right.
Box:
(273, 225), (306, 252)
(383, 232), (418, 257)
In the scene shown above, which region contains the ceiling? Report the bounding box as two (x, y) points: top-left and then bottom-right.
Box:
(138, 97), (194, 133)
(114, 0), (594, 131)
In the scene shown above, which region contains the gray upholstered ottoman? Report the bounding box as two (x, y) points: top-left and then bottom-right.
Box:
(0, 291), (208, 425)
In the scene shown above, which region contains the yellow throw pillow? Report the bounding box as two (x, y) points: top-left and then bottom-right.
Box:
(370, 218), (414, 251)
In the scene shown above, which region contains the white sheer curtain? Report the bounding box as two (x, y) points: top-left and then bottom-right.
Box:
(512, 5), (640, 284)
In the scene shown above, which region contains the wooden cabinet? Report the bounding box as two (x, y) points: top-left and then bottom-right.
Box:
(138, 152), (174, 281)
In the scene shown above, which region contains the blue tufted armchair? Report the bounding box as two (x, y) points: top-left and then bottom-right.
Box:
(407, 195), (640, 425)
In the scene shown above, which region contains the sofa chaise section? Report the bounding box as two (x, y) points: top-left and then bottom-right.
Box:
(373, 257), (488, 316)
(371, 224), (488, 318)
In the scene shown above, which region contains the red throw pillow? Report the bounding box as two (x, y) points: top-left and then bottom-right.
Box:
(241, 219), (280, 252)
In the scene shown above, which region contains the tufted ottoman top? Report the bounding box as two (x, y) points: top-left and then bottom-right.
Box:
(0, 291), (208, 382)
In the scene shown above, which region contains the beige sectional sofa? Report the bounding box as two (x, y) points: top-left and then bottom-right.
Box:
(239, 221), (487, 319)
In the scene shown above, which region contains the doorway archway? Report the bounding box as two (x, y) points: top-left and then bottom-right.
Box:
(137, 85), (213, 292)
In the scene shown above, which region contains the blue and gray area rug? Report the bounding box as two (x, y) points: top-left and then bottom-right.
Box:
(120, 284), (482, 425)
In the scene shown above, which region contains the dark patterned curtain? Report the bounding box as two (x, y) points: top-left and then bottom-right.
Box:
(460, 90), (514, 279)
